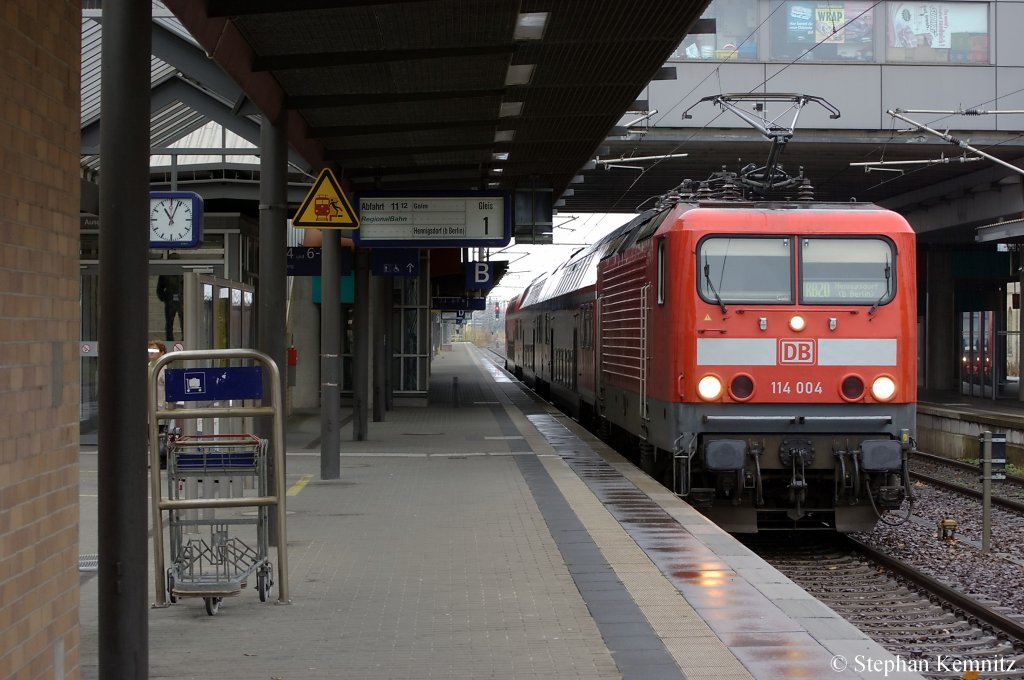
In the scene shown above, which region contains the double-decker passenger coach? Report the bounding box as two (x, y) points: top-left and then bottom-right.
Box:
(506, 199), (916, 532)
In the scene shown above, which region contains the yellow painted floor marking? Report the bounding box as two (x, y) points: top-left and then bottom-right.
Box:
(287, 473), (314, 496)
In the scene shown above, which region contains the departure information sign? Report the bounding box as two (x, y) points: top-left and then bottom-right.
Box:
(355, 191), (511, 247)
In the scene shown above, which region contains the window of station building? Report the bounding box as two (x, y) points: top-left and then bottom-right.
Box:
(674, 0), (760, 61)
(886, 1), (989, 64)
(769, 1), (876, 61)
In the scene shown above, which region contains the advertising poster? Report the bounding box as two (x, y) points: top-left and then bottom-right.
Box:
(787, 3), (816, 44)
(888, 2), (951, 47)
(815, 6), (846, 43)
(842, 2), (874, 44)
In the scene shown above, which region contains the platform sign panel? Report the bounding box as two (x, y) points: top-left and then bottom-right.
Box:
(287, 247), (322, 275)
(371, 248), (418, 276)
(355, 191), (511, 247)
(286, 247), (352, 276)
(164, 366), (263, 402)
(465, 262), (495, 290)
(292, 168), (360, 229)
(432, 297), (487, 312)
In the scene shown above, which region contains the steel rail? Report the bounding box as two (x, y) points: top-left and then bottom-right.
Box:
(912, 450), (1024, 486)
(847, 536), (1024, 643)
(909, 470), (1024, 514)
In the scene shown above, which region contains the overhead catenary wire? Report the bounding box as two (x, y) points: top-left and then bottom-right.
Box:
(608, 2), (1024, 212)
(609, 0), (884, 210)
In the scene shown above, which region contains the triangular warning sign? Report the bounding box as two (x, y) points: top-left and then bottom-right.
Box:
(703, 314), (712, 321)
(293, 168), (360, 229)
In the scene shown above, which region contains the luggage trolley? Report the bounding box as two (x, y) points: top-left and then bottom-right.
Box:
(166, 434), (272, 614)
(149, 349), (290, 614)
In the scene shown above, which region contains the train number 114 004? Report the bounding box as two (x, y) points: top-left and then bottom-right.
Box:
(770, 381), (823, 395)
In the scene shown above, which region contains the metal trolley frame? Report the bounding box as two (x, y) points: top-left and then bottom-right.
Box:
(165, 434), (271, 614)
(149, 349), (290, 611)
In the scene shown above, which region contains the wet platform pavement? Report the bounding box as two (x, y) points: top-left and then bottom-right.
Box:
(78, 343), (922, 679)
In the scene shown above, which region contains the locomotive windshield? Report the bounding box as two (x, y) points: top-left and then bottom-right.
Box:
(698, 237), (793, 303)
(697, 235), (897, 307)
(800, 237), (895, 305)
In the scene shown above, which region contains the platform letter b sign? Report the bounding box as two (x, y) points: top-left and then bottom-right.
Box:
(466, 262), (494, 290)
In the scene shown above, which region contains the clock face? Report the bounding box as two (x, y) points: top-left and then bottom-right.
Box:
(149, 192), (202, 247)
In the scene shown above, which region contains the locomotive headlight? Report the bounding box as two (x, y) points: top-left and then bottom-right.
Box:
(697, 375), (724, 401)
(871, 376), (897, 402)
(789, 315), (806, 332)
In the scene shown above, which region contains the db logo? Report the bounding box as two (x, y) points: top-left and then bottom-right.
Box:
(780, 340), (816, 364)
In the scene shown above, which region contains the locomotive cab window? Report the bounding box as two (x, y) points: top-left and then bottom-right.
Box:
(800, 238), (895, 305)
(697, 236), (793, 304)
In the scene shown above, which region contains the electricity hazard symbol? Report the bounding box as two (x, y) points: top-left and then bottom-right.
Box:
(293, 168), (360, 229)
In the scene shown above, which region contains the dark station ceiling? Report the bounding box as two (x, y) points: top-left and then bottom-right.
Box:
(158, 1), (1024, 222)
(164, 0), (710, 215)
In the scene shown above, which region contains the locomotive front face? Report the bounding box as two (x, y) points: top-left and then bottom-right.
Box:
(691, 233), (911, 406)
(663, 207), (917, 532)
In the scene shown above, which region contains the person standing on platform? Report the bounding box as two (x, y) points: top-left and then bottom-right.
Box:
(157, 268), (183, 341)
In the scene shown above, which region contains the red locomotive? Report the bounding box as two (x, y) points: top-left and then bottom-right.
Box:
(505, 198), (916, 532)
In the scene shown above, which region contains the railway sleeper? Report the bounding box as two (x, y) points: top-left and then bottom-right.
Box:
(853, 618), (965, 631)
(900, 639), (1013, 654)
(859, 625), (978, 640)
(840, 601), (953, 612)
(813, 592), (926, 603)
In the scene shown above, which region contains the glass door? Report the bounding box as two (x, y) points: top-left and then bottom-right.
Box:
(960, 310), (994, 398)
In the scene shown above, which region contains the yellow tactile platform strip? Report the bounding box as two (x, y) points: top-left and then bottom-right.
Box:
(509, 406), (754, 680)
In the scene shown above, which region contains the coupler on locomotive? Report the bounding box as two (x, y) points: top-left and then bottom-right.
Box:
(673, 431), (912, 532)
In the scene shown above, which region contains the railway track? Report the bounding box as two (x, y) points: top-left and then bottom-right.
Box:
(752, 536), (1024, 679)
(910, 451), (1024, 512)
(485, 345), (1024, 674)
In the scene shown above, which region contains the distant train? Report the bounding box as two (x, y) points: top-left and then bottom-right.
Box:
(504, 198), (916, 532)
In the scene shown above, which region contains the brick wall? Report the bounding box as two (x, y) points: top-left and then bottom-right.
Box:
(0, 2), (82, 679)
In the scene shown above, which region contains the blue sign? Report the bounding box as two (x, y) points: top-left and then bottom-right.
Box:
(286, 247), (352, 276)
(432, 297), (486, 311)
(165, 366), (264, 402)
(372, 248), (418, 276)
(465, 262), (495, 290)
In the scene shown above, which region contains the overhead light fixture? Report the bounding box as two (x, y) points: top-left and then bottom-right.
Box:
(505, 64), (535, 86)
(514, 12), (549, 40)
(492, 152), (509, 161)
(489, 168), (504, 175)
(487, 181), (501, 188)
(499, 102), (523, 117)
(494, 130), (515, 143)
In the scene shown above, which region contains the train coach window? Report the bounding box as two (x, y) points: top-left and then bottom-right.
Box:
(800, 238), (895, 304)
(697, 236), (793, 303)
